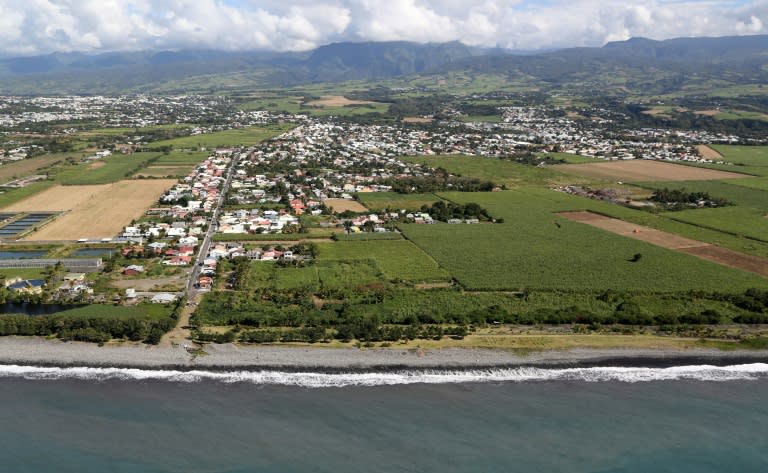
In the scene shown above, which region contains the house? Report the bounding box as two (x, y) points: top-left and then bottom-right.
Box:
(7, 278), (45, 295)
(122, 265), (145, 276)
(198, 276), (213, 289)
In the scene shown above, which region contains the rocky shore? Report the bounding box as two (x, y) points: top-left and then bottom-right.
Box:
(0, 337), (767, 371)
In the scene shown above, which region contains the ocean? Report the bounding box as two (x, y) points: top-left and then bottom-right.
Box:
(1, 364), (767, 472)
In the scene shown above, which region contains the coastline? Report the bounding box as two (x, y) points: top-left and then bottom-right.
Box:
(0, 337), (767, 371)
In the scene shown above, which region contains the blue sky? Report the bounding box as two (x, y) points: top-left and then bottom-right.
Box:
(0, 0), (765, 56)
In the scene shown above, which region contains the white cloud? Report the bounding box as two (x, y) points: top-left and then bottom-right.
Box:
(0, 0), (765, 56)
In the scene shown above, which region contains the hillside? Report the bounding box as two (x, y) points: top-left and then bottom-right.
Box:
(0, 35), (766, 96)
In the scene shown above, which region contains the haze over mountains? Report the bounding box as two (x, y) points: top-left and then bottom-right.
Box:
(0, 35), (766, 96)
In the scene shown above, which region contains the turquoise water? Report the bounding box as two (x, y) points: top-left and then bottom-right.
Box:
(0, 371), (766, 472)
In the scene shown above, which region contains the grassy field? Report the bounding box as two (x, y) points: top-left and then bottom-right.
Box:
(149, 124), (295, 149)
(316, 240), (450, 283)
(152, 151), (209, 165)
(400, 189), (766, 292)
(357, 192), (443, 211)
(635, 180), (768, 211)
(400, 155), (571, 187)
(52, 152), (161, 185)
(0, 156), (64, 183)
(542, 152), (604, 164)
(664, 207), (768, 242)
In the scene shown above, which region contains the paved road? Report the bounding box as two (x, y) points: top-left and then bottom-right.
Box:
(185, 149), (243, 298)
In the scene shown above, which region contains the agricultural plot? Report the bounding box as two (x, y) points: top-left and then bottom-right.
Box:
(322, 198), (368, 213)
(317, 260), (383, 289)
(664, 207), (768, 243)
(399, 155), (564, 187)
(52, 152), (161, 185)
(710, 145), (768, 167)
(2, 184), (112, 212)
(559, 160), (748, 182)
(134, 166), (192, 178)
(0, 156), (62, 183)
(152, 151), (210, 165)
(358, 192), (442, 211)
(400, 189), (766, 292)
(637, 180), (768, 211)
(0, 181), (56, 209)
(19, 180), (176, 241)
(149, 124), (294, 149)
(316, 240), (450, 283)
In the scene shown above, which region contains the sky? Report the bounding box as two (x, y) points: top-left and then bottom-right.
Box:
(0, 0), (765, 57)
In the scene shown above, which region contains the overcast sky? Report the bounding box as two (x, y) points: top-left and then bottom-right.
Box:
(0, 0), (765, 57)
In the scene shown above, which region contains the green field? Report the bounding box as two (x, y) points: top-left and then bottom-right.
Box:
(152, 151), (209, 165)
(400, 189), (766, 292)
(400, 155), (569, 187)
(357, 192), (442, 211)
(635, 180), (768, 211)
(710, 145), (768, 166)
(149, 124), (295, 149)
(52, 152), (161, 185)
(664, 207), (768, 242)
(542, 152), (604, 164)
(316, 240), (450, 283)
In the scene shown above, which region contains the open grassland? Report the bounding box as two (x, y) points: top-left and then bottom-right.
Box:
(149, 124), (295, 149)
(0, 156), (62, 183)
(316, 240), (451, 283)
(400, 189), (766, 292)
(400, 155), (567, 187)
(52, 152), (161, 185)
(560, 160), (749, 182)
(358, 192), (442, 211)
(2, 184), (113, 212)
(20, 179), (175, 240)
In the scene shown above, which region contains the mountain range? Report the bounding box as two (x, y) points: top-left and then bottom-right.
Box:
(0, 35), (766, 96)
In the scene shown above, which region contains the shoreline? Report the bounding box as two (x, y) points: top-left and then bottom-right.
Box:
(0, 337), (767, 372)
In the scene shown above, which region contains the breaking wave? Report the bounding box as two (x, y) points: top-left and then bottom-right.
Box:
(0, 363), (767, 387)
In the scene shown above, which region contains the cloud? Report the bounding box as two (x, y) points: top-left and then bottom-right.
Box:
(0, 0), (765, 56)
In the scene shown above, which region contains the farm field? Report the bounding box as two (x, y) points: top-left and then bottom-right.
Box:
(0, 181), (56, 209)
(134, 166), (192, 178)
(560, 211), (768, 277)
(0, 156), (63, 183)
(52, 152), (161, 185)
(400, 189), (766, 291)
(17, 179), (175, 240)
(636, 179), (768, 210)
(400, 154), (566, 187)
(2, 184), (113, 212)
(358, 192), (442, 211)
(559, 160), (749, 182)
(542, 152), (603, 164)
(316, 240), (450, 283)
(710, 145), (768, 166)
(322, 198), (368, 213)
(152, 151), (209, 165)
(664, 207), (768, 243)
(149, 124), (294, 149)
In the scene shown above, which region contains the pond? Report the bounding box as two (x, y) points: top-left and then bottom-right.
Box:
(0, 250), (48, 259)
(0, 303), (81, 316)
